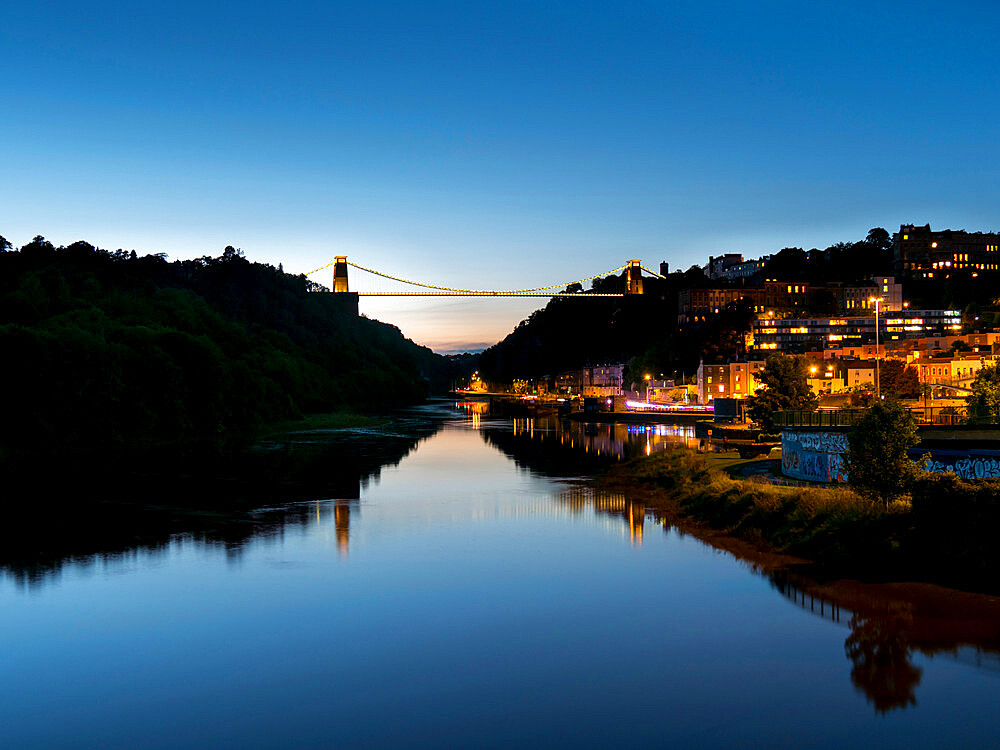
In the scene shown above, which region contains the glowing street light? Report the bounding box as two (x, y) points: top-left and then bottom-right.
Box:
(870, 296), (884, 398)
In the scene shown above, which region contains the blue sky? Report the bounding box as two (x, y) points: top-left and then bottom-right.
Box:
(3, 1), (999, 351)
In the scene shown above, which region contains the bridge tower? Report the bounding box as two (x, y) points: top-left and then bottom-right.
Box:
(333, 256), (349, 293)
(626, 260), (644, 295)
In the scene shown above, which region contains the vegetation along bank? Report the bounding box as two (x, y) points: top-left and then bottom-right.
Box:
(602, 447), (1000, 595)
(0, 237), (466, 464)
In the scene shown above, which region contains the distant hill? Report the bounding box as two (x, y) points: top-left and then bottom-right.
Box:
(0, 237), (456, 458)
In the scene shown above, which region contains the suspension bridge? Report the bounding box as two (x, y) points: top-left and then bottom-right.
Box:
(306, 257), (665, 298)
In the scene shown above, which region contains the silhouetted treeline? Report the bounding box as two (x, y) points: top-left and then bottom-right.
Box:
(0, 236), (457, 459)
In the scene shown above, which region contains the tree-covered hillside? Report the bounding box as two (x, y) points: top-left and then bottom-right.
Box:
(0, 236), (453, 458)
(477, 267), (752, 386)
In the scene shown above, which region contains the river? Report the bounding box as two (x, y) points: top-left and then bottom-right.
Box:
(2, 402), (998, 748)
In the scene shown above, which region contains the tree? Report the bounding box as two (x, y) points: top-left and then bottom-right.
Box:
(844, 400), (923, 508)
(866, 227), (893, 254)
(747, 354), (819, 431)
(878, 360), (921, 399)
(0, 235), (11, 252)
(967, 363), (1000, 422)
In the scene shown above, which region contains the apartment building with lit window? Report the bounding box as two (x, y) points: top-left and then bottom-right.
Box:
(763, 280), (811, 317)
(752, 310), (963, 353)
(697, 360), (766, 403)
(715, 255), (771, 281)
(677, 287), (766, 326)
(706, 254), (745, 279)
(842, 276), (903, 312)
(915, 354), (1000, 388)
(894, 223), (1000, 277)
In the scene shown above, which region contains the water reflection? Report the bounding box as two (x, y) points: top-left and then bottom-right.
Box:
(0, 417), (440, 587)
(769, 570), (1000, 714)
(478, 416), (697, 481)
(4, 403), (1000, 731)
(511, 416), (698, 461)
(556, 488), (646, 545)
(488, 406), (1000, 715)
(845, 607), (924, 713)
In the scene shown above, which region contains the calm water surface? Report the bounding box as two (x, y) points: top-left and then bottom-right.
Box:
(2, 403), (998, 748)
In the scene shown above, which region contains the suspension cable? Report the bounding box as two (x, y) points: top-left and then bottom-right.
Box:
(640, 265), (667, 279)
(306, 260), (629, 295)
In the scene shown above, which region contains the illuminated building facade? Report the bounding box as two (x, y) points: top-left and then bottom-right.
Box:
(677, 287), (765, 325)
(752, 309), (963, 353)
(894, 224), (1000, 276)
(556, 364), (624, 396)
(763, 280), (812, 317)
(915, 354), (1000, 387)
(842, 276), (903, 312)
(697, 360), (766, 403)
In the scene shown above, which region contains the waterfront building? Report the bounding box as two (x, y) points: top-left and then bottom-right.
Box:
(697, 360), (766, 404)
(557, 364), (624, 396)
(894, 223), (1000, 277)
(581, 364), (624, 397)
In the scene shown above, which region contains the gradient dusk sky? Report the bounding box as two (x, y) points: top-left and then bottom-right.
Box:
(3, 1), (999, 352)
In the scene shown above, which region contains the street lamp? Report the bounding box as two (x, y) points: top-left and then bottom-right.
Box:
(644, 374), (651, 403)
(870, 296), (884, 398)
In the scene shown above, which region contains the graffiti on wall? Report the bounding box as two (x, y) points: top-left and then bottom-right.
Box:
(783, 430), (1000, 483)
(782, 431), (849, 483)
(924, 456), (1000, 480)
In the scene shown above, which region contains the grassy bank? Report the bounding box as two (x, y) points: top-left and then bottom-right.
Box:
(602, 449), (1000, 593)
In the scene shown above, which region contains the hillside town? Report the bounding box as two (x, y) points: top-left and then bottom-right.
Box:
(470, 223), (1000, 419)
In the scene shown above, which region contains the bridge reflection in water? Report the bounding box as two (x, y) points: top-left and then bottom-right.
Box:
(313, 499), (359, 557)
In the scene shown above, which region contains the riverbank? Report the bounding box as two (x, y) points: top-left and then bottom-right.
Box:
(600, 448), (1000, 595)
(254, 410), (389, 437)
